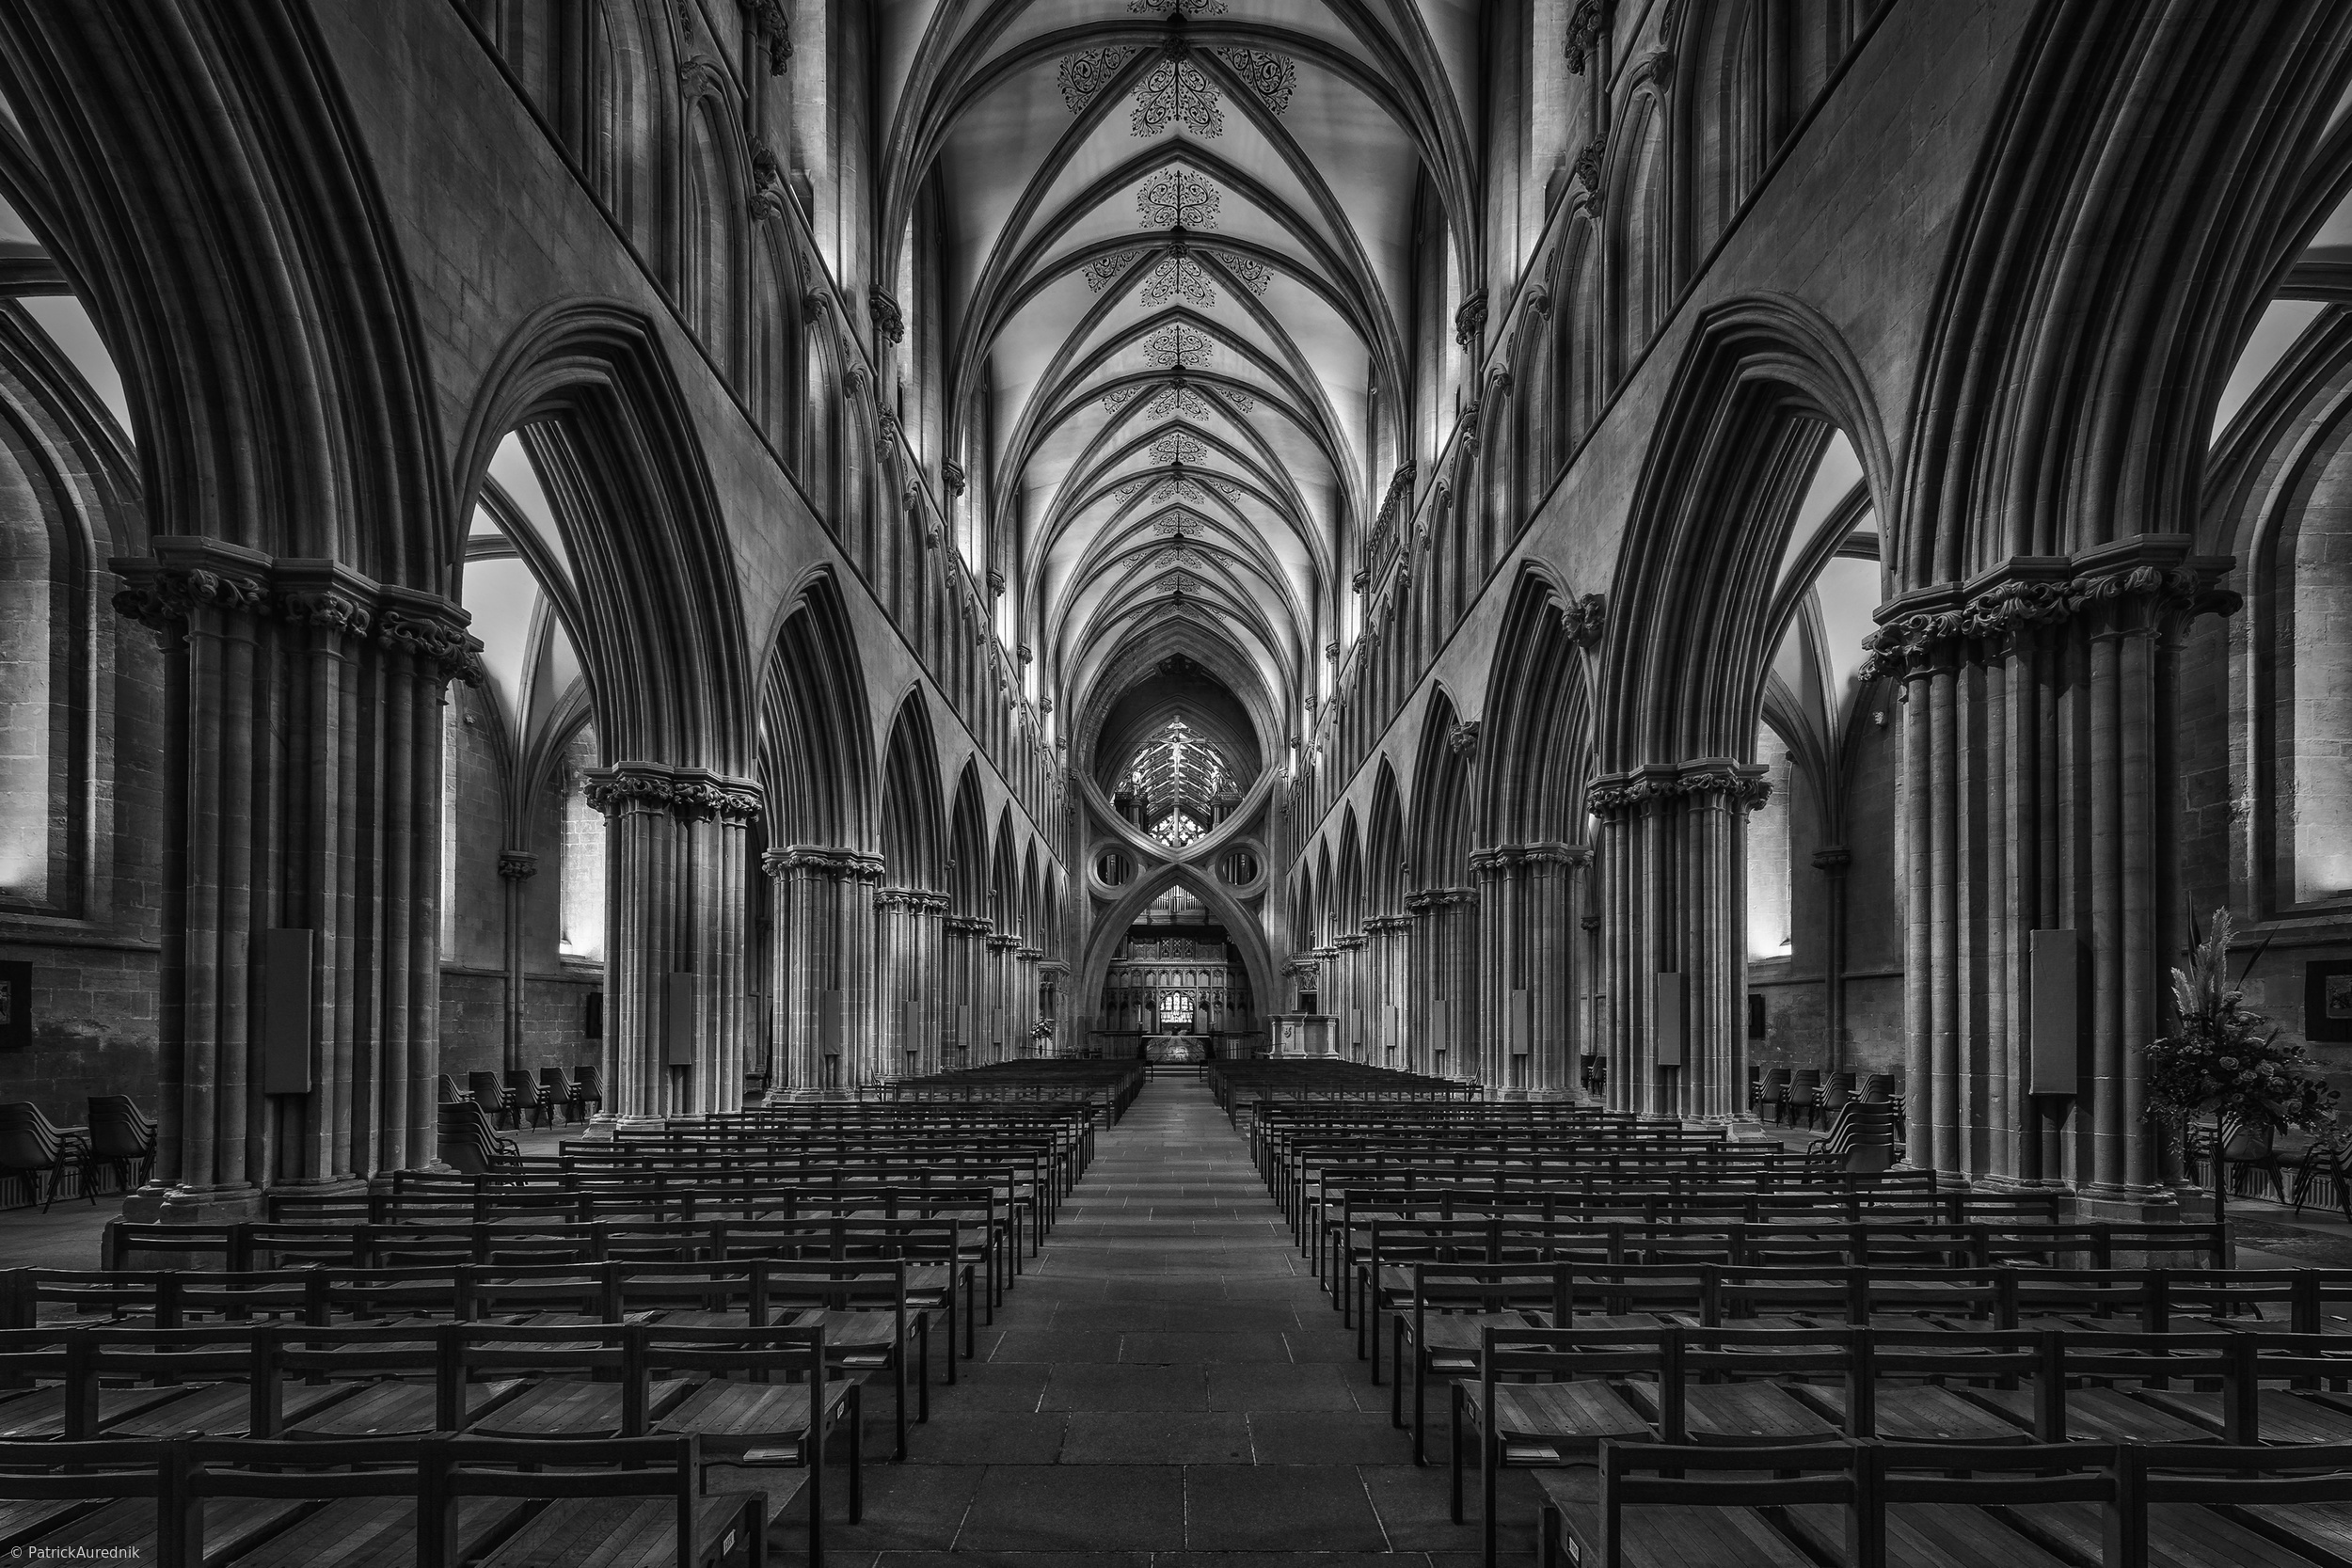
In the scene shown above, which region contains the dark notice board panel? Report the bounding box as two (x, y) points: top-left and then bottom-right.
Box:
(0, 959), (28, 1052)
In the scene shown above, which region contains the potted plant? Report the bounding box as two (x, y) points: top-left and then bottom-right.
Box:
(2142, 909), (2335, 1227)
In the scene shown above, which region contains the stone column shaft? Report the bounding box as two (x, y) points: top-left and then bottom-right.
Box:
(1590, 763), (1769, 1120)
(497, 852), (540, 1075)
(587, 765), (762, 1123)
(113, 544), (482, 1216)
(1866, 542), (2233, 1194)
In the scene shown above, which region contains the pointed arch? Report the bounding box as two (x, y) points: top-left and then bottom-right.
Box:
(452, 299), (755, 772)
(1599, 295), (1894, 772)
(1334, 807), (1363, 938)
(878, 690), (946, 891)
(1478, 566), (1598, 848)
(1075, 861), (1277, 1037)
(1407, 689), (1473, 891)
(1365, 759), (1407, 918)
(946, 760), (990, 916)
(755, 568), (873, 850)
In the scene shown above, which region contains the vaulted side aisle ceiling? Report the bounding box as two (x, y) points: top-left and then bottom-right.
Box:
(878, 0), (1477, 780)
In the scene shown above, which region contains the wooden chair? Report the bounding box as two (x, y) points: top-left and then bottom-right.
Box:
(461, 1321), (689, 1443)
(1451, 1323), (1664, 1568)
(84, 1097), (156, 1196)
(440, 1433), (768, 1568)
(1391, 1260), (1570, 1464)
(1537, 1439), (1857, 1568)
(2108, 1439), (2352, 1568)
(759, 1259), (928, 1460)
(0, 1437), (216, 1564)
(173, 1433), (525, 1568)
(1776, 1439), (2105, 1568)
(648, 1321), (850, 1564)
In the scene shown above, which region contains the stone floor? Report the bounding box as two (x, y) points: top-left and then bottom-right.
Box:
(801, 1079), (1539, 1568)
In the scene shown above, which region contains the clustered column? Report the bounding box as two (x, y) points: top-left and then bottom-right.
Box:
(1014, 945), (1043, 1054)
(1589, 762), (1770, 1120)
(1404, 888), (1479, 1081)
(1863, 542), (2234, 1198)
(1331, 933), (1367, 1055)
(584, 765), (762, 1123)
(112, 541), (485, 1217)
(943, 915), (990, 1061)
(1471, 842), (1589, 1092)
(985, 932), (1021, 1054)
(1363, 914), (1412, 1063)
(872, 888), (924, 1079)
(762, 847), (883, 1091)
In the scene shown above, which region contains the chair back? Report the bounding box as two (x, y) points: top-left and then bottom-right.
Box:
(467, 1071), (504, 1113)
(1788, 1069), (1822, 1107)
(1758, 1068), (1791, 1103)
(86, 1097), (155, 1162)
(436, 1074), (462, 1104)
(540, 1065), (574, 1100)
(503, 1069), (541, 1101)
(577, 1064), (607, 1103)
(0, 1106), (59, 1170)
(437, 1101), (514, 1176)
(1861, 1073), (1894, 1102)
(1823, 1074), (1853, 1109)
(2217, 1112), (2274, 1162)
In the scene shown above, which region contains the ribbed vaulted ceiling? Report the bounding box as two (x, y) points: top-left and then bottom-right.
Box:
(877, 0), (1478, 779)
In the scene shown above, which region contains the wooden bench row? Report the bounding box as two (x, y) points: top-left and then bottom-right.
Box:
(1461, 1323), (2352, 1568)
(277, 1173), (1041, 1257)
(6, 1259), (943, 1460)
(1311, 1187), (2071, 1279)
(1343, 1218), (2232, 1337)
(1276, 1153), (1923, 1234)
(0, 1431), (773, 1568)
(1539, 1436), (2352, 1568)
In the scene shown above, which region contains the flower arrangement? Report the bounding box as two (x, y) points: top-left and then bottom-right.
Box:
(1029, 1019), (1057, 1039)
(2143, 910), (2334, 1168)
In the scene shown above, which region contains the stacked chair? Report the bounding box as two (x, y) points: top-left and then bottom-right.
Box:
(1226, 1058), (2352, 1568)
(0, 1068), (1105, 1564)
(0, 1103), (87, 1212)
(83, 1096), (155, 1196)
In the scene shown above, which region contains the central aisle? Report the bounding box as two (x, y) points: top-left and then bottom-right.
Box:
(818, 1079), (1536, 1567)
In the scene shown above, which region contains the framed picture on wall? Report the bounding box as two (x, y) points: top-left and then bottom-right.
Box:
(2307, 959), (2352, 1044)
(0, 960), (30, 1053)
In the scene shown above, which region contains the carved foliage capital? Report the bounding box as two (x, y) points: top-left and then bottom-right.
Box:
(1859, 549), (2239, 683)
(586, 765), (762, 825)
(1470, 840), (1591, 875)
(1586, 763), (1771, 818)
(763, 845), (886, 883)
